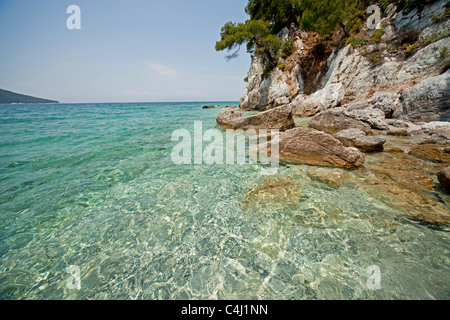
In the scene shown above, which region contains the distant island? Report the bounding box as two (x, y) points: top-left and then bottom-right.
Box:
(0, 88), (59, 104)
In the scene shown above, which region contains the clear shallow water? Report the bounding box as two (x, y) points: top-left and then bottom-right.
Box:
(0, 102), (449, 300)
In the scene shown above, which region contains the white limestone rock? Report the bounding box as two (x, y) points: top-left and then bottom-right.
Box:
(293, 83), (345, 117)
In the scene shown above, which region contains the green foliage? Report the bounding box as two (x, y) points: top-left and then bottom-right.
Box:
(395, 29), (449, 59)
(347, 35), (368, 47)
(297, 0), (357, 37)
(379, 0), (422, 13)
(422, 36), (434, 46)
(405, 43), (419, 57)
(280, 38), (295, 58)
(440, 47), (449, 61)
(379, 0), (397, 13)
(278, 63), (286, 71)
(406, 43), (419, 53)
(362, 48), (384, 67)
(262, 60), (277, 79)
(245, 0), (302, 32)
(244, 76), (249, 82)
(397, 29), (419, 47)
(215, 19), (282, 63)
(216, 0), (430, 69)
(346, 9), (366, 35)
(370, 28), (386, 43)
(423, 30), (450, 47)
(431, 7), (450, 24)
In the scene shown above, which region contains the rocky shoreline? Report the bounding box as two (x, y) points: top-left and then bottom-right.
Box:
(216, 0), (450, 225)
(217, 103), (450, 224)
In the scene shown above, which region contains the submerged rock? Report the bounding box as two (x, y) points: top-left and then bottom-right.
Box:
(369, 167), (434, 191)
(306, 167), (347, 186)
(385, 147), (405, 153)
(265, 127), (365, 168)
(359, 150), (450, 224)
(366, 175), (450, 224)
(429, 129), (450, 142)
(409, 144), (450, 163)
(216, 105), (295, 131)
(334, 128), (386, 152)
(437, 167), (450, 190)
(244, 176), (303, 210)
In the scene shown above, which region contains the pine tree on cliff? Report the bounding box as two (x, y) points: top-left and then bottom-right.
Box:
(215, 0), (355, 65)
(215, 0), (428, 71)
(245, 0), (301, 33)
(215, 20), (281, 65)
(297, 0), (355, 37)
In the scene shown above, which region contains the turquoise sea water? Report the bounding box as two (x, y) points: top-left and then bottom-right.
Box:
(0, 102), (449, 300)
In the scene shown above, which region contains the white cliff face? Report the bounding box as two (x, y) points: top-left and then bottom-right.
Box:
(322, 0), (450, 102)
(239, 44), (303, 111)
(239, 0), (450, 120)
(293, 83), (345, 117)
(344, 92), (400, 118)
(322, 38), (449, 102)
(321, 44), (405, 101)
(396, 38), (449, 83)
(239, 28), (305, 111)
(394, 0), (448, 30)
(239, 55), (264, 111)
(395, 70), (450, 121)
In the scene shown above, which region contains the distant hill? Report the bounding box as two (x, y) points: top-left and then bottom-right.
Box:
(0, 88), (59, 104)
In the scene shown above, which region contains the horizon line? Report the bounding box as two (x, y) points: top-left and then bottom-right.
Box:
(0, 100), (240, 106)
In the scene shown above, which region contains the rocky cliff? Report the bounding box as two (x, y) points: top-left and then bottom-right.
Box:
(239, 0), (450, 122)
(217, 0), (450, 224)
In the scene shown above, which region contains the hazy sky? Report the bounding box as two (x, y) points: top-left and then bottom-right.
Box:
(0, 0), (251, 103)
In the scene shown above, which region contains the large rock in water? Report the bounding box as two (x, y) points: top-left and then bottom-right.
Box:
(216, 106), (242, 127)
(293, 83), (345, 117)
(216, 105), (295, 131)
(262, 127), (365, 168)
(437, 167), (450, 190)
(344, 106), (389, 130)
(334, 129), (386, 152)
(308, 101), (392, 133)
(308, 108), (372, 134)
